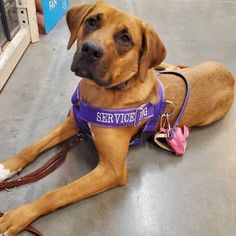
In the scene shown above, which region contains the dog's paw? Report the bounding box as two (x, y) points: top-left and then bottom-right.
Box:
(0, 164), (16, 183)
(0, 205), (36, 236)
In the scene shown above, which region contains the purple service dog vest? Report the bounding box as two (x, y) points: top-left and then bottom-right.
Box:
(71, 80), (166, 146)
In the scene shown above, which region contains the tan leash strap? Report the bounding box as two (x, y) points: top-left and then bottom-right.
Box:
(154, 132), (173, 152)
(0, 134), (84, 191)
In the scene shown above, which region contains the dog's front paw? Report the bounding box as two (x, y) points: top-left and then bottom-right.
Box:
(0, 164), (16, 183)
(0, 205), (37, 236)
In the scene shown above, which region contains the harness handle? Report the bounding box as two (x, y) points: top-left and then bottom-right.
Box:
(158, 71), (190, 139)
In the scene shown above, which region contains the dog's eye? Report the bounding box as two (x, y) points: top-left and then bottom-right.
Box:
(86, 17), (97, 28)
(120, 35), (131, 45)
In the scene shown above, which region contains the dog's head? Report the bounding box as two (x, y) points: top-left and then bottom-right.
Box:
(67, 2), (166, 87)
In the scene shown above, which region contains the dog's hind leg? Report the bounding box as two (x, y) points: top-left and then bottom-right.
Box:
(0, 111), (78, 182)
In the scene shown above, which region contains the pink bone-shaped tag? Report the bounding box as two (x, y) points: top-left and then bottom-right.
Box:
(167, 126), (189, 156)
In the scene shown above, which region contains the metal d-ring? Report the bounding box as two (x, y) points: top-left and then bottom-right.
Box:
(5, 179), (21, 192)
(165, 100), (175, 116)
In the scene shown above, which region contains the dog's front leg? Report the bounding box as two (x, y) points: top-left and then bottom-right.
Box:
(0, 111), (78, 182)
(0, 129), (130, 236)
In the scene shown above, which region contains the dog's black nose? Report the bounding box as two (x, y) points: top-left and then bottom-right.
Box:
(80, 41), (104, 61)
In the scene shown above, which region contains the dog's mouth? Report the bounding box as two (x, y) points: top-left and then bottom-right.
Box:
(71, 55), (112, 87)
(74, 67), (92, 78)
(72, 65), (109, 87)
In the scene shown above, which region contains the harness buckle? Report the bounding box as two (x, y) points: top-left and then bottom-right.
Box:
(134, 104), (147, 126)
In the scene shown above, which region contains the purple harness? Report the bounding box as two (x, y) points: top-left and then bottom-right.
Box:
(71, 71), (190, 147)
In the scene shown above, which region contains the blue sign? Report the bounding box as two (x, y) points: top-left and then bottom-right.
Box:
(42, 0), (70, 33)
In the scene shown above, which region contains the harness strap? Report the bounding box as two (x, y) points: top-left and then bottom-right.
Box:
(71, 82), (90, 134)
(72, 80), (165, 129)
(142, 81), (166, 133)
(130, 81), (166, 146)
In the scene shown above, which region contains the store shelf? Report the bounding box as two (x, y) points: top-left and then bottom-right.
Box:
(0, 0), (39, 91)
(0, 27), (30, 91)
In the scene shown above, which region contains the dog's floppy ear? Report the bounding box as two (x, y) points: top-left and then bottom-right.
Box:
(66, 4), (94, 50)
(138, 22), (166, 82)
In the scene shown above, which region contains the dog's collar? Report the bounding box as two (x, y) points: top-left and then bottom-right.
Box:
(108, 81), (127, 91)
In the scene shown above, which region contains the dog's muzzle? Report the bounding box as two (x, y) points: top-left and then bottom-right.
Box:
(71, 40), (105, 78)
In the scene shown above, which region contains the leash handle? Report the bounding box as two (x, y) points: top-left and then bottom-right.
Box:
(158, 71), (190, 138)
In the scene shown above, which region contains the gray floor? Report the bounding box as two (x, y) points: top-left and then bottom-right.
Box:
(1, 0), (236, 235)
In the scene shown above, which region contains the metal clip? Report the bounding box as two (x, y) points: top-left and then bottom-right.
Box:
(69, 133), (85, 147)
(76, 133), (85, 142)
(5, 179), (22, 192)
(154, 113), (173, 152)
(160, 113), (171, 131)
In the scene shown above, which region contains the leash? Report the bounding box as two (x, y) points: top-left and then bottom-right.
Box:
(0, 134), (84, 191)
(0, 134), (84, 236)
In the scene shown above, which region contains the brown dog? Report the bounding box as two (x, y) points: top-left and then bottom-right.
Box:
(0, 2), (234, 235)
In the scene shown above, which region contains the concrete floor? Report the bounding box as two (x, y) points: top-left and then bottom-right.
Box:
(0, 0), (236, 235)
